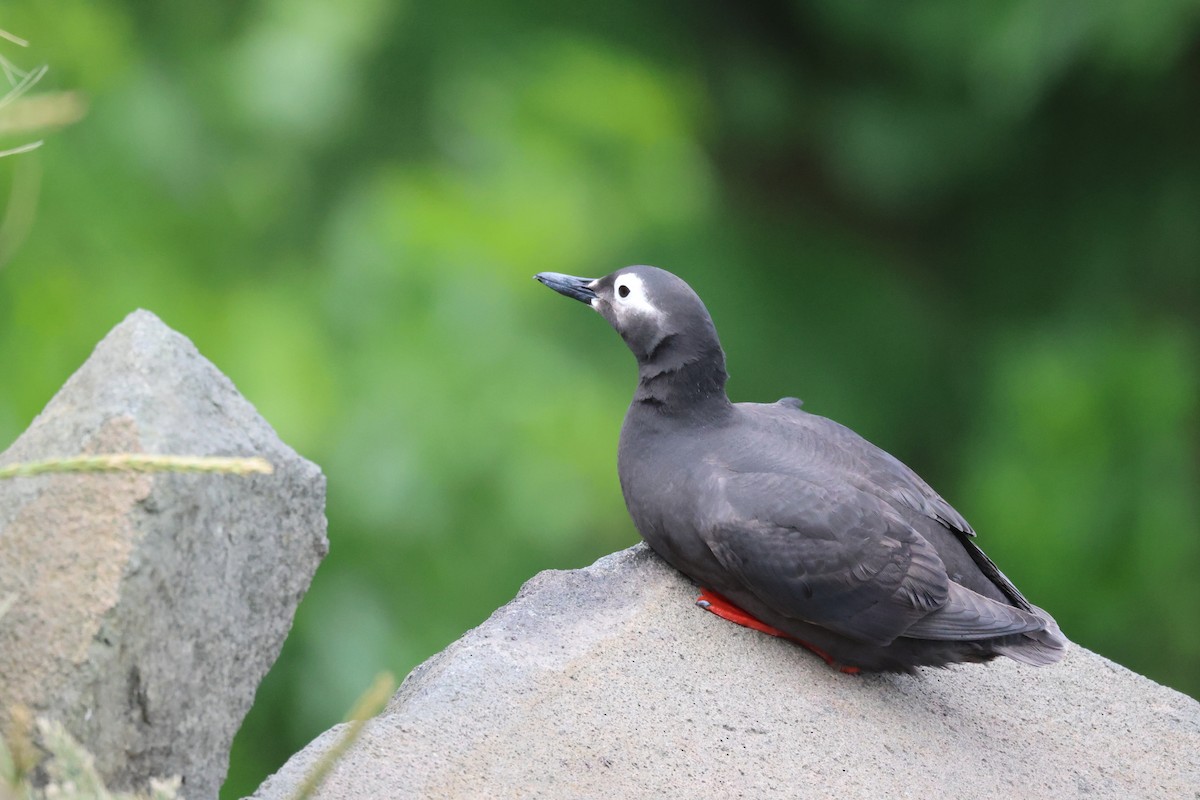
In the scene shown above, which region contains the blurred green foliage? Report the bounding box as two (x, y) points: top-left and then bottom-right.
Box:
(1, 2), (1197, 796)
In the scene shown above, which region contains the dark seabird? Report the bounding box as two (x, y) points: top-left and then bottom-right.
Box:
(535, 265), (1066, 673)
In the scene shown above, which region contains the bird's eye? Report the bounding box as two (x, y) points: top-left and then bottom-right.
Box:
(617, 284), (631, 298)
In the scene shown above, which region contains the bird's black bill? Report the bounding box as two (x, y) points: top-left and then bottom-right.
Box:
(534, 272), (598, 304)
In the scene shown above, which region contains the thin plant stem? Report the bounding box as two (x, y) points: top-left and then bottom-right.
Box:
(287, 672), (396, 800)
(0, 454), (274, 479)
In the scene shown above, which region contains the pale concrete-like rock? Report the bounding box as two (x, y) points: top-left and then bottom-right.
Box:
(253, 544), (1199, 800)
(0, 310), (328, 800)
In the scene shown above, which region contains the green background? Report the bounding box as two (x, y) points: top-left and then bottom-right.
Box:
(1, 3), (1197, 797)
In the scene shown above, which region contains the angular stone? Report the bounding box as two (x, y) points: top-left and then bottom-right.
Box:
(0, 310), (328, 800)
(252, 544), (1198, 800)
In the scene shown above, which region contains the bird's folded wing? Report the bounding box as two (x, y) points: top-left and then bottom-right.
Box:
(823, 417), (978, 537)
(700, 474), (951, 647)
(772, 408), (977, 536)
(789, 414), (1037, 610)
(900, 581), (1048, 641)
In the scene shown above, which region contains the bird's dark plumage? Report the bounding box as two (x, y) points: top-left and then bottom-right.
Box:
(536, 265), (1066, 672)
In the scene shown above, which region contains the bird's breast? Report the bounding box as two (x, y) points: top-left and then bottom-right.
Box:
(618, 420), (731, 585)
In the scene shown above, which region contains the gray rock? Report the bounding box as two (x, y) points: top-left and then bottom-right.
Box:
(0, 309), (328, 800)
(252, 544), (1198, 800)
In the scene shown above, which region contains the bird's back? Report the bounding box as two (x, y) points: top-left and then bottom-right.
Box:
(718, 401), (1023, 607)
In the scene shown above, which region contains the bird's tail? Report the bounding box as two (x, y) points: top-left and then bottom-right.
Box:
(994, 604), (1068, 666)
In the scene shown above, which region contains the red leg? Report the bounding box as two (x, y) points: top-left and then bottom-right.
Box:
(695, 588), (791, 638)
(695, 588), (861, 675)
(793, 640), (862, 676)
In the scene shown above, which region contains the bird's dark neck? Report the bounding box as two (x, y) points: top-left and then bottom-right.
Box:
(633, 339), (732, 419)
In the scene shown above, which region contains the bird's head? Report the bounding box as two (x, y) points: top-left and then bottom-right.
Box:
(535, 265), (722, 367)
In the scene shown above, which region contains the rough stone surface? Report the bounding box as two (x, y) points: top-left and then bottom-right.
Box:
(0, 309), (328, 800)
(253, 544), (1198, 800)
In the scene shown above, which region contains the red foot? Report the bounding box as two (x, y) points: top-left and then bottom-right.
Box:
(696, 588), (791, 637)
(695, 588), (861, 675)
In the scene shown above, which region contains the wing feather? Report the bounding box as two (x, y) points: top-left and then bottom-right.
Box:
(701, 471), (1048, 647)
(701, 474), (949, 647)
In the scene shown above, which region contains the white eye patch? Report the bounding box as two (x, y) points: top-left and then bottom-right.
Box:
(601, 272), (663, 321)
